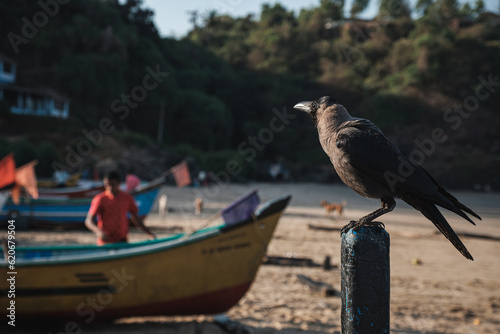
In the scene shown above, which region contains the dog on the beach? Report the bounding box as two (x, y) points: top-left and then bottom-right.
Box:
(194, 197), (203, 215)
(320, 200), (346, 217)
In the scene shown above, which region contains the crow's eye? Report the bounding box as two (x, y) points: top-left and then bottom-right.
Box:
(312, 102), (319, 110)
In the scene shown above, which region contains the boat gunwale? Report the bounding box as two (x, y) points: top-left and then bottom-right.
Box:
(1, 195), (291, 268)
(3, 176), (166, 206)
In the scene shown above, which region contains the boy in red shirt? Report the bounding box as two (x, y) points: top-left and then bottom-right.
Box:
(85, 171), (155, 245)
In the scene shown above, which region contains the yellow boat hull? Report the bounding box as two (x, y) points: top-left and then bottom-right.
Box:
(1, 196), (290, 319)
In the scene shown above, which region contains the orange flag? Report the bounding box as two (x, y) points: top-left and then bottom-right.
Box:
(170, 161), (191, 188)
(11, 160), (39, 204)
(0, 153), (16, 189)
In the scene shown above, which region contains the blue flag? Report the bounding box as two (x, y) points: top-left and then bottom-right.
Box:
(221, 189), (260, 225)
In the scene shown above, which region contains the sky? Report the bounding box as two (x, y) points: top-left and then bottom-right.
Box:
(141, 0), (499, 38)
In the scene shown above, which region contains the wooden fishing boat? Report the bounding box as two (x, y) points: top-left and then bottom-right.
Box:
(37, 173), (81, 188)
(0, 177), (165, 227)
(0, 195), (291, 319)
(35, 178), (161, 199)
(35, 182), (105, 199)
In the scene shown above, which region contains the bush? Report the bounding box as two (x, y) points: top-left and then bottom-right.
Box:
(173, 144), (257, 181)
(357, 94), (428, 129)
(0, 138), (61, 177)
(114, 130), (156, 147)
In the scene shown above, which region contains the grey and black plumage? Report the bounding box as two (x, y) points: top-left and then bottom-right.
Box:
(294, 96), (481, 260)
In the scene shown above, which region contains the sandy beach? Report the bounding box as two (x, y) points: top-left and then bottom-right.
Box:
(5, 182), (500, 334)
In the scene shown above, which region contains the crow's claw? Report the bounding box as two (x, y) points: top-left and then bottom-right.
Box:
(340, 220), (385, 234)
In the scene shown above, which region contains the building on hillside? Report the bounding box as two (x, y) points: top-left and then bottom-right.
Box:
(0, 54), (69, 119)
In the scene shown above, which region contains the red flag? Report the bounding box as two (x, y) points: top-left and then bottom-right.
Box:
(126, 174), (141, 192)
(0, 153), (16, 189)
(11, 160), (39, 204)
(170, 161), (191, 188)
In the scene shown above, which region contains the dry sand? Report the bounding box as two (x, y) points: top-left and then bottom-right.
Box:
(6, 183), (500, 333)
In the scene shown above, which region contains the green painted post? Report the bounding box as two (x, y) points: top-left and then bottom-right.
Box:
(341, 226), (390, 334)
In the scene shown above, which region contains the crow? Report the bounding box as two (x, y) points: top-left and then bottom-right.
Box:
(294, 96), (481, 260)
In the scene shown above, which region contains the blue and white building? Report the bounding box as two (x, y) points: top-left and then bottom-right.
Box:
(0, 54), (69, 119)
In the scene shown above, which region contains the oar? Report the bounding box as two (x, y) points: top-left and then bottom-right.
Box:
(181, 210), (222, 240)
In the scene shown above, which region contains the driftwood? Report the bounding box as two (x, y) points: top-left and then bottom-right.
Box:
(263, 255), (320, 267)
(308, 223), (425, 238)
(296, 274), (336, 297)
(308, 224), (500, 242)
(456, 232), (500, 242)
(308, 224), (342, 232)
(213, 314), (251, 334)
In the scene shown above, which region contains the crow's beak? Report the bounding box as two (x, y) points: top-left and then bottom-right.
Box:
(293, 101), (313, 113)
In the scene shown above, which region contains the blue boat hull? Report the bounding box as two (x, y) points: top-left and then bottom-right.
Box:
(0, 188), (160, 225)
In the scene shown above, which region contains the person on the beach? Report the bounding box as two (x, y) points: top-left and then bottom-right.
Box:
(85, 171), (155, 245)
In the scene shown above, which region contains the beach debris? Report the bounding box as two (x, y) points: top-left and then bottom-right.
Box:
(263, 255), (320, 267)
(213, 314), (252, 334)
(323, 255), (338, 271)
(411, 257), (423, 265)
(455, 231), (500, 242)
(323, 255), (331, 270)
(296, 274), (337, 297)
(308, 223), (341, 232)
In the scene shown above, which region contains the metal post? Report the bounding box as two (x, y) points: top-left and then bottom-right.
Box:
(341, 225), (390, 334)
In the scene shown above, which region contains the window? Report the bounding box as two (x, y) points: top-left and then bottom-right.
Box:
(54, 99), (64, 110)
(3, 90), (19, 107)
(3, 62), (13, 74)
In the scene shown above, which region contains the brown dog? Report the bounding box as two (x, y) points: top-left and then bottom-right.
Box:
(194, 197), (203, 215)
(320, 200), (346, 217)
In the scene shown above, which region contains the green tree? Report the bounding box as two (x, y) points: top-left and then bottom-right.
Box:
(379, 0), (412, 18)
(351, 0), (370, 17)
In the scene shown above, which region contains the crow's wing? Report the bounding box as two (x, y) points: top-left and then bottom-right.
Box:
(335, 119), (434, 196)
(336, 119), (479, 223)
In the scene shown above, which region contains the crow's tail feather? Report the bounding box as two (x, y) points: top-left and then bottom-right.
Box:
(422, 202), (473, 260)
(418, 165), (481, 222)
(438, 187), (482, 221)
(407, 199), (473, 260)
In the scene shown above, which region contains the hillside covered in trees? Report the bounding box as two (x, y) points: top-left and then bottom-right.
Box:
(0, 0), (499, 189)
